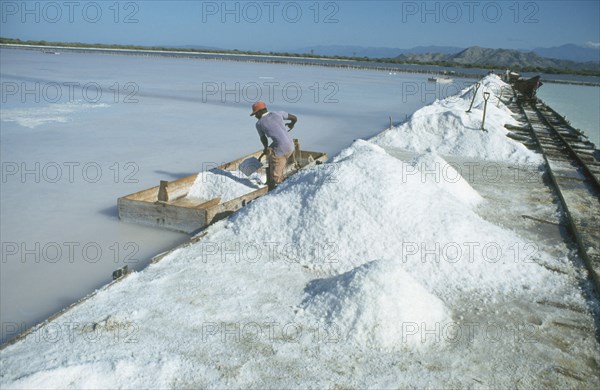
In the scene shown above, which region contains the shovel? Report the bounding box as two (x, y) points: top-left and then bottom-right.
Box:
(239, 151), (266, 177)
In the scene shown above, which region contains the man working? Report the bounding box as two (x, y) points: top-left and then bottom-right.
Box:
(250, 101), (298, 190)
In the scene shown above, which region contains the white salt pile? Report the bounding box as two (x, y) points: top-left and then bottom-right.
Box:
(299, 259), (452, 351)
(373, 75), (542, 164)
(410, 150), (484, 207)
(186, 169), (264, 203)
(228, 140), (551, 298)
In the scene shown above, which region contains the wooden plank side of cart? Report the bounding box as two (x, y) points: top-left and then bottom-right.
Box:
(117, 149), (327, 233)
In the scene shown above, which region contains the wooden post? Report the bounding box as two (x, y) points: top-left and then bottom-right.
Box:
(158, 180), (169, 202)
(293, 138), (302, 170)
(112, 265), (128, 280)
(466, 82), (480, 113)
(294, 138), (301, 159)
(389, 115), (392, 129)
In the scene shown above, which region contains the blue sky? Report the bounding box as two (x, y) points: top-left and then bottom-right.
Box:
(1, 0), (599, 51)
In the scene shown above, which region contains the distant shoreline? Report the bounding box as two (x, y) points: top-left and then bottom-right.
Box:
(2, 43), (599, 87)
(0, 43), (354, 62)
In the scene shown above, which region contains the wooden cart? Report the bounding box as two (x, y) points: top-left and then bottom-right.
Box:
(118, 140), (327, 233)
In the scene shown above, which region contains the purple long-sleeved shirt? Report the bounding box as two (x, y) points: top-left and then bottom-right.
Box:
(256, 111), (294, 157)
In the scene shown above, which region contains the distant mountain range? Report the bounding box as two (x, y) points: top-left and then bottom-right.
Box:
(4, 36), (597, 73)
(164, 43), (599, 72)
(290, 44), (600, 65)
(532, 44), (599, 62)
(395, 46), (599, 71)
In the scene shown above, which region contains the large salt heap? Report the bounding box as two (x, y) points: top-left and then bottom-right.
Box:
(299, 259), (452, 351)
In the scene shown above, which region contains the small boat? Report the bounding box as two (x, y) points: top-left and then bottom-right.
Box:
(427, 77), (453, 84)
(436, 77), (453, 84)
(118, 139), (327, 233)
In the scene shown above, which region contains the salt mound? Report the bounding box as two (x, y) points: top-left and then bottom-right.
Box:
(187, 169), (264, 203)
(411, 151), (483, 207)
(228, 139), (554, 297)
(300, 259), (452, 351)
(373, 75), (542, 165)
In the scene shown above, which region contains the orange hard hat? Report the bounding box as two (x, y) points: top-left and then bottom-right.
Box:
(250, 101), (267, 116)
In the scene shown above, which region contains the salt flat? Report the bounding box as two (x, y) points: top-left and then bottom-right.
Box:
(2, 75), (598, 388)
